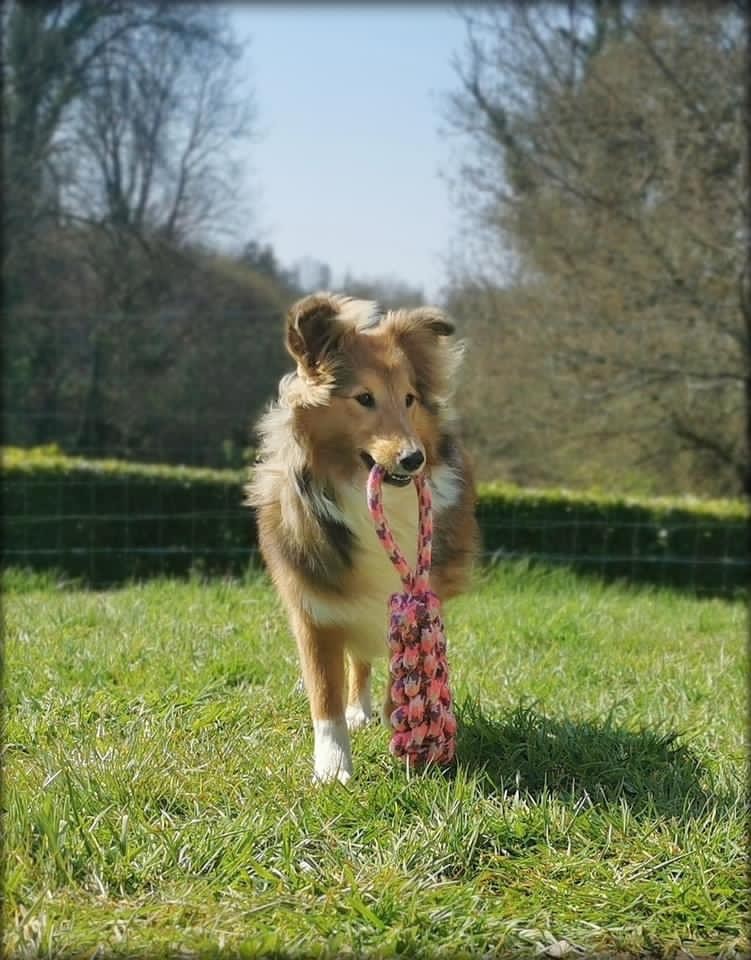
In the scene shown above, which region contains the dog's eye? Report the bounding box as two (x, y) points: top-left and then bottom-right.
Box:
(405, 393), (416, 408)
(355, 392), (375, 408)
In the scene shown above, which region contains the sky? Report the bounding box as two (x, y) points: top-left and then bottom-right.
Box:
(227, 5), (470, 302)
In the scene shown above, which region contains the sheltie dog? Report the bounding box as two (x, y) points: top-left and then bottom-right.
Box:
(246, 292), (478, 783)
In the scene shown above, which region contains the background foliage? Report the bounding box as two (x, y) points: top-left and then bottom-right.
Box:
(4, 446), (747, 594)
(3, 1), (748, 497)
(445, 3), (748, 496)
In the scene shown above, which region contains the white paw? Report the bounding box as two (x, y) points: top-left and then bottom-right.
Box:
(312, 718), (353, 785)
(345, 704), (371, 732)
(313, 765), (352, 785)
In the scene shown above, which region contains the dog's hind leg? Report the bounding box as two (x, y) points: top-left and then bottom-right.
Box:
(381, 683), (395, 727)
(345, 655), (372, 731)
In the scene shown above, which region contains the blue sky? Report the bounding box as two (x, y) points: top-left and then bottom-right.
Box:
(228, 5), (469, 302)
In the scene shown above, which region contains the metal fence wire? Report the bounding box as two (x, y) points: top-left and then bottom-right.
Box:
(2, 446), (748, 598)
(4, 309), (748, 598)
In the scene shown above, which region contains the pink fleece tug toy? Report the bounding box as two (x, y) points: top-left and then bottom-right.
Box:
(367, 464), (457, 767)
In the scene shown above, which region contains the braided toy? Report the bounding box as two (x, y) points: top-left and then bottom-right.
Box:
(367, 464), (457, 767)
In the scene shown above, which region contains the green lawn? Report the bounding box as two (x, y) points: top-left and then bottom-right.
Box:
(3, 563), (747, 959)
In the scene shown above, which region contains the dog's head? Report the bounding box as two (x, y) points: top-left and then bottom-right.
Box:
(283, 292), (463, 485)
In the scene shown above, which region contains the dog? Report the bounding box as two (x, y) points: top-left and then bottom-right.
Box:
(246, 292), (478, 783)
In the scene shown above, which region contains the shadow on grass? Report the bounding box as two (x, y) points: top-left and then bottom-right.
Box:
(456, 700), (725, 818)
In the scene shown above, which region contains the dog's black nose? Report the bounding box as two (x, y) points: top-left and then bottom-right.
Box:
(399, 449), (425, 473)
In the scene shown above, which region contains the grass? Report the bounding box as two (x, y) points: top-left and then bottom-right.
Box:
(3, 562), (747, 959)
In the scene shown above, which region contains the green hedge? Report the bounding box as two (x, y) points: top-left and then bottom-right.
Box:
(3, 447), (748, 594)
(2, 446), (251, 584)
(477, 482), (748, 596)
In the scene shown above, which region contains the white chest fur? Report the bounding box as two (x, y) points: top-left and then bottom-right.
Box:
(298, 465), (461, 661)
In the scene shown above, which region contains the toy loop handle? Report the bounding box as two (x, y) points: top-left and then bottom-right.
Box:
(367, 465), (432, 594)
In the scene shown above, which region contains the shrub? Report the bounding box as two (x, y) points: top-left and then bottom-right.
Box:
(2, 447), (250, 584)
(477, 482), (748, 596)
(3, 447), (747, 594)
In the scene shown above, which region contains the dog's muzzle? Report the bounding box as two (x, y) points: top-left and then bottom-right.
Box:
(360, 451), (423, 487)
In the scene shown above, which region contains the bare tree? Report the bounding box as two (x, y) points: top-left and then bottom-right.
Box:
(67, 8), (254, 245)
(65, 6), (255, 452)
(4, 2), (163, 264)
(3, 3), (253, 263)
(445, 3), (747, 495)
(3, 1), (262, 457)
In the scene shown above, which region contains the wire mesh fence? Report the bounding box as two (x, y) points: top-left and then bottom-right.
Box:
(3, 445), (748, 598)
(478, 513), (748, 598)
(5, 305), (749, 599)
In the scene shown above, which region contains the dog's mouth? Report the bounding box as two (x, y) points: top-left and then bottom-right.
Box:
(360, 452), (412, 487)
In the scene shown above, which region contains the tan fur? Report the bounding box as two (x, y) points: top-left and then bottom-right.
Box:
(246, 292), (479, 782)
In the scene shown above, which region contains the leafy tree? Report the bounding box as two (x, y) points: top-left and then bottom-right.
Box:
(446, 3), (747, 495)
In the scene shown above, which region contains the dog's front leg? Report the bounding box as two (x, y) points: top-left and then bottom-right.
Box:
(294, 616), (352, 784)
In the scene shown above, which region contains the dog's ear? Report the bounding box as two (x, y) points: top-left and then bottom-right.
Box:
(391, 307), (463, 408)
(400, 307), (455, 339)
(286, 293), (347, 374)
